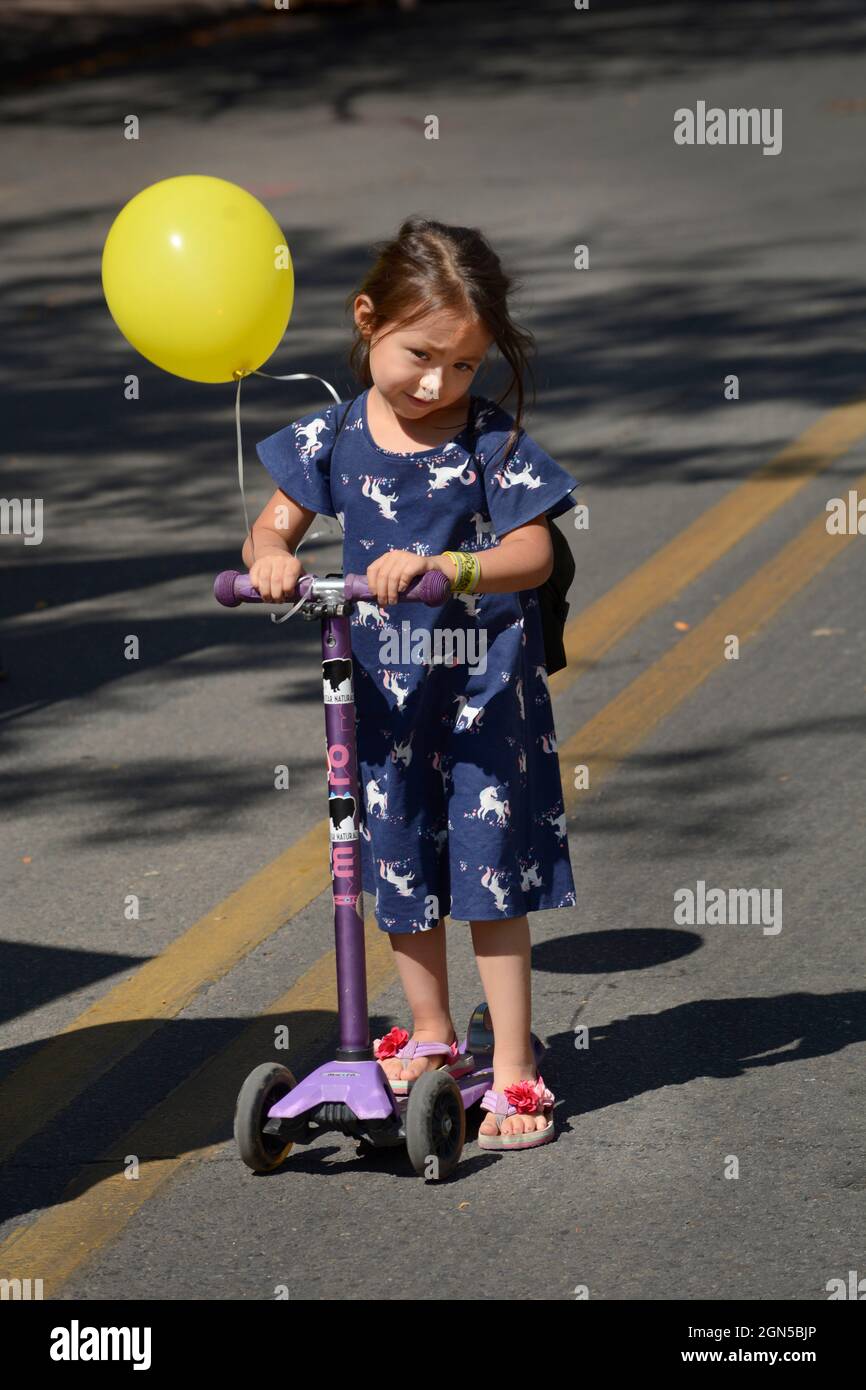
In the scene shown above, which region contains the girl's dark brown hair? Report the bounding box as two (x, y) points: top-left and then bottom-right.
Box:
(344, 215), (537, 469)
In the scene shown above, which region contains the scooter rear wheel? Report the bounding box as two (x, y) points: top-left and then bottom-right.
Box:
(405, 1069), (465, 1181)
(234, 1062), (297, 1173)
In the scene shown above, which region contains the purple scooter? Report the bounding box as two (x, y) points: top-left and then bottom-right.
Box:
(213, 566), (546, 1181)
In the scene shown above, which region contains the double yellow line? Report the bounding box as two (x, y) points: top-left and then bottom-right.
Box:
(2, 397), (865, 1292)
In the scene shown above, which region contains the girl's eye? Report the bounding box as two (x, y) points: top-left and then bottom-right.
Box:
(410, 348), (472, 372)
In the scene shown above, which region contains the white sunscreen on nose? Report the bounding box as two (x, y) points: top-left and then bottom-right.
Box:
(417, 370), (442, 401)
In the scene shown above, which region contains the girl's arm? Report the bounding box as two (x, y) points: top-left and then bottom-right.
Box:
(431, 514), (554, 594)
(241, 488), (317, 569)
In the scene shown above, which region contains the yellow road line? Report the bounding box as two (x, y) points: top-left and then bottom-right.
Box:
(0, 398), (861, 1168)
(548, 395), (866, 694)
(1, 479), (861, 1294)
(558, 479), (864, 800)
(0, 821), (332, 1166)
(0, 913), (395, 1296)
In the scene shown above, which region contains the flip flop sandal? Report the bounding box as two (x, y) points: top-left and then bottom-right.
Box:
(373, 1026), (475, 1095)
(477, 1074), (556, 1150)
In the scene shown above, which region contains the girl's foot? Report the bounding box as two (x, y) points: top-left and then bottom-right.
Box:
(376, 1022), (459, 1086)
(478, 1060), (549, 1139)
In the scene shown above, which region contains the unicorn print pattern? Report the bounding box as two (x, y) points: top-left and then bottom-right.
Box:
(256, 388), (582, 934)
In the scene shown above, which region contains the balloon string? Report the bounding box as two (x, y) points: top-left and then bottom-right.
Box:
(232, 370), (343, 621)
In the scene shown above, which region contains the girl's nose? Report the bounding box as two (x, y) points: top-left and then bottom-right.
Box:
(416, 369), (442, 401)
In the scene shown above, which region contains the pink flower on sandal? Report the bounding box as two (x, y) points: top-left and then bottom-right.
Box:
(503, 1075), (555, 1114)
(373, 1026), (409, 1059)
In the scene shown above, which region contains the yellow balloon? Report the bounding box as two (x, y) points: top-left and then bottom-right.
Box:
(101, 175), (294, 384)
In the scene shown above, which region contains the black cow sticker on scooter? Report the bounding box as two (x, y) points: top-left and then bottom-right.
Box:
(322, 657), (353, 704)
(328, 792), (358, 842)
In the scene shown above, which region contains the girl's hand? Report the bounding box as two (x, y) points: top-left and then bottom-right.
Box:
(248, 549), (305, 604)
(366, 549), (431, 606)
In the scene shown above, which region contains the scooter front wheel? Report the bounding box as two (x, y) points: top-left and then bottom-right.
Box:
(234, 1062), (297, 1173)
(405, 1070), (466, 1181)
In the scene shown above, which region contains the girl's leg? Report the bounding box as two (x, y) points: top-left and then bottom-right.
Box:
(377, 918), (457, 1085)
(469, 915), (547, 1137)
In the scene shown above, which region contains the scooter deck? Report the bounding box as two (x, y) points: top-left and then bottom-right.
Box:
(263, 1034), (547, 1127)
(392, 1059), (495, 1111)
(391, 1029), (546, 1108)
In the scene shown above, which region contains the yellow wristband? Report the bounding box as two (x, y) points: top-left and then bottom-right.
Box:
(460, 552), (480, 593)
(443, 550), (481, 594)
(443, 551), (461, 591)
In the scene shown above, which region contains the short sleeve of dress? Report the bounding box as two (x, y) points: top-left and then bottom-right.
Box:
(255, 405), (338, 518)
(478, 416), (581, 539)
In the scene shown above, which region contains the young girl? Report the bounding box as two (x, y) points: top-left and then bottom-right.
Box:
(244, 216), (579, 1151)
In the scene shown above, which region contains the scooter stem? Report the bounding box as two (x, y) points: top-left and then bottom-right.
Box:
(321, 603), (371, 1061)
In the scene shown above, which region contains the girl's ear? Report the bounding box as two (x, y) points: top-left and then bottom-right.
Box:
(354, 294), (375, 338)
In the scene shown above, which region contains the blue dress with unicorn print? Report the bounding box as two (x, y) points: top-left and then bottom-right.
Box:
(256, 388), (580, 935)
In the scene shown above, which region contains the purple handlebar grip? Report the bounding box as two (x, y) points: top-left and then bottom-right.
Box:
(212, 570), (248, 607)
(213, 567), (451, 607)
(344, 569), (450, 606)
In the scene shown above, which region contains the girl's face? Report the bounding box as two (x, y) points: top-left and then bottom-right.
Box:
(354, 296), (493, 420)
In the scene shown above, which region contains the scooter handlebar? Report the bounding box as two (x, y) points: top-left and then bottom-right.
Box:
(213, 567), (452, 608)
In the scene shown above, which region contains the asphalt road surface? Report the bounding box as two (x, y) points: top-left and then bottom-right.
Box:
(1, 0), (865, 1309)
